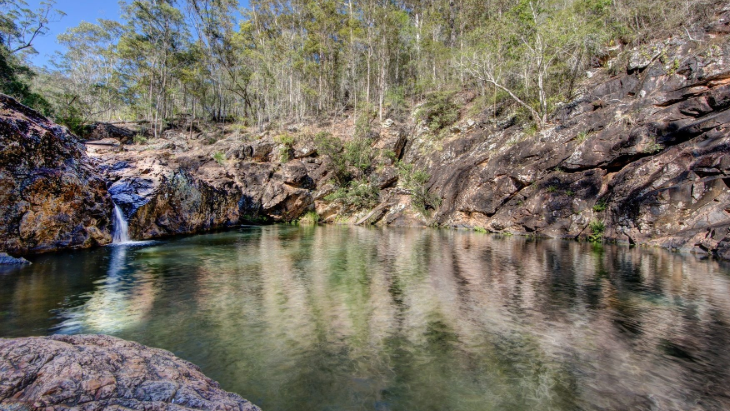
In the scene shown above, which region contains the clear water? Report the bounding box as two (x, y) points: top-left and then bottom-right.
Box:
(2, 226), (730, 411)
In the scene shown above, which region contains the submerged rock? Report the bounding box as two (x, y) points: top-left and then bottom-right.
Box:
(0, 334), (261, 411)
(0, 94), (113, 255)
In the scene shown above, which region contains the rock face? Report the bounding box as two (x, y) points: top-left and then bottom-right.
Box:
(0, 334), (261, 411)
(0, 94), (112, 256)
(94, 131), (333, 240)
(83, 122), (136, 144)
(402, 18), (730, 259)
(3, 13), (730, 261)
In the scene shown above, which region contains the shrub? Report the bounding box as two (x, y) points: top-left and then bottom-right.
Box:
(415, 92), (459, 132)
(644, 140), (663, 154)
(133, 134), (148, 145)
(279, 145), (291, 163)
(275, 133), (295, 145)
(575, 131), (589, 143)
(592, 199), (607, 212)
(397, 162), (441, 215)
(588, 220), (606, 243)
(355, 103), (376, 138)
(212, 151), (225, 165)
(299, 211), (320, 225)
(324, 181), (380, 209)
(474, 227), (488, 233)
(315, 132), (374, 185)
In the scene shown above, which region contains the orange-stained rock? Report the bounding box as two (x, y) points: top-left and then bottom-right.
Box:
(0, 94), (112, 256)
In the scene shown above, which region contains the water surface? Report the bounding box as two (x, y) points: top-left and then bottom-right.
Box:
(2, 226), (730, 410)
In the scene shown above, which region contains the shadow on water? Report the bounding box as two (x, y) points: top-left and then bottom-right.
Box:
(2, 226), (730, 411)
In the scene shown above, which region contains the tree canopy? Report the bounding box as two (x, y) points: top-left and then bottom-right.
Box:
(1, 0), (722, 132)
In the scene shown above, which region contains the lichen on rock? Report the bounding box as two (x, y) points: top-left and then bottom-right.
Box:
(0, 334), (261, 411)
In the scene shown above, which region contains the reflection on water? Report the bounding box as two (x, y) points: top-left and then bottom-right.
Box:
(2, 226), (730, 410)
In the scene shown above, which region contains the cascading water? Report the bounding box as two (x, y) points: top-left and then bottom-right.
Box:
(112, 204), (130, 244)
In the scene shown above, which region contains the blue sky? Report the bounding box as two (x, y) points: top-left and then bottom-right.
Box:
(25, 0), (249, 68)
(25, 0), (124, 67)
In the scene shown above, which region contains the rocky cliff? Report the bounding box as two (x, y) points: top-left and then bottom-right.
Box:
(0, 334), (260, 411)
(1, 10), (729, 261)
(89, 134), (328, 240)
(0, 94), (112, 256)
(406, 25), (730, 259)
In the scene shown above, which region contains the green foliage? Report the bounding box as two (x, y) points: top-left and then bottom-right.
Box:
(546, 185), (558, 193)
(344, 137), (375, 173)
(397, 162), (441, 215)
(524, 123), (539, 137)
(575, 131), (590, 143)
(275, 133), (296, 163)
(592, 199), (607, 212)
(3, 0), (721, 141)
(275, 133), (295, 146)
(133, 134), (148, 145)
(667, 58), (680, 75)
(212, 151), (225, 165)
(315, 132), (374, 185)
(415, 92), (459, 132)
(474, 227), (488, 234)
(324, 181), (380, 209)
(383, 149), (398, 163)
(314, 131), (346, 180)
(279, 146), (291, 163)
(384, 86), (407, 119)
(355, 104), (376, 138)
(588, 220), (606, 243)
(0, 46), (52, 115)
(298, 211), (320, 225)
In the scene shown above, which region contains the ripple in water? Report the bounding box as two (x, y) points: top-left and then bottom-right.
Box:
(1, 226), (730, 411)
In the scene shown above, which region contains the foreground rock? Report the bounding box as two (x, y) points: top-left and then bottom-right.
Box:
(0, 94), (112, 256)
(0, 334), (261, 411)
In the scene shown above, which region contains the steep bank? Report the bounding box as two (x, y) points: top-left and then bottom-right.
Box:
(0, 94), (112, 256)
(0, 10), (729, 260)
(0, 334), (260, 410)
(414, 25), (730, 259)
(86, 11), (730, 260)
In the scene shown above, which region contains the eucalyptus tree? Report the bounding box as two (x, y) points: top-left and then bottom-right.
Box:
(52, 20), (126, 124)
(27, 0), (724, 134)
(0, 0), (61, 113)
(118, 0), (190, 137)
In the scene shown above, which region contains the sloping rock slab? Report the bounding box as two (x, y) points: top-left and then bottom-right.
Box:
(0, 335), (261, 411)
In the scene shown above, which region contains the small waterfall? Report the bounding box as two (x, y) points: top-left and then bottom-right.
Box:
(112, 204), (130, 244)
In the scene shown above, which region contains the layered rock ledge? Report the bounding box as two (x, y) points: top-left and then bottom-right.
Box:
(0, 334), (261, 411)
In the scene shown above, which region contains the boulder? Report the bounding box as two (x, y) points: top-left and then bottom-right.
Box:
(83, 122), (136, 144)
(0, 94), (112, 255)
(282, 161), (315, 189)
(0, 334), (260, 411)
(0, 253), (30, 265)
